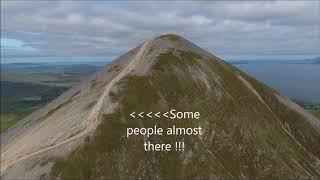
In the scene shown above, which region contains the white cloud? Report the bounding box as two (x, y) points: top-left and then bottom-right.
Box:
(1, 1), (319, 60)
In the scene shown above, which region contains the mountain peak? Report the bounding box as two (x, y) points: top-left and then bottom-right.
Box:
(154, 33), (184, 40)
(2, 34), (320, 179)
(124, 33), (212, 76)
(146, 33), (189, 49)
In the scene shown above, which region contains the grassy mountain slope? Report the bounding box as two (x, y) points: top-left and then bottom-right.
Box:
(49, 35), (320, 179)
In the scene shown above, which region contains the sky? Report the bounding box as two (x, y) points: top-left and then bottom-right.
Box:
(1, 1), (319, 62)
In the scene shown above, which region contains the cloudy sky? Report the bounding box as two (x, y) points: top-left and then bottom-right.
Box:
(1, 1), (319, 62)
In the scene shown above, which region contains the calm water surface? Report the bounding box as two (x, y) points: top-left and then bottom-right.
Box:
(233, 62), (320, 103)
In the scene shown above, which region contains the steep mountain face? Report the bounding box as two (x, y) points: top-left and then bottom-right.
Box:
(1, 34), (320, 179)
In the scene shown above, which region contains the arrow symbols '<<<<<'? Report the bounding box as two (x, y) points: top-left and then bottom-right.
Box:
(129, 112), (163, 118)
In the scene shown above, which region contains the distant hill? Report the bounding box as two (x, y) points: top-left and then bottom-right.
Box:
(309, 57), (320, 64)
(1, 62), (44, 67)
(229, 57), (320, 65)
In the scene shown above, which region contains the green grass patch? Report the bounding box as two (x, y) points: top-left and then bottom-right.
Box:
(1, 81), (69, 132)
(50, 76), (161, 179)
(1, 109), (38, 132)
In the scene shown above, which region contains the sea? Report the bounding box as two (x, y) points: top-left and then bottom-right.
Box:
(231, 60), (320, 103)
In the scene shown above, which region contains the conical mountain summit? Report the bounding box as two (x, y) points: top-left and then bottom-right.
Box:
(1, 34), (320, 179)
